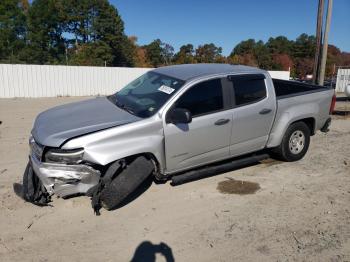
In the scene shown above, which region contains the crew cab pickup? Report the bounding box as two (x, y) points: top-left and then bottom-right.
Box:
(24, 64), (336, 211)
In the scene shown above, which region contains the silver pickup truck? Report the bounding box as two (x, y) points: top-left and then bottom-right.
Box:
(23, 64), (336, 213)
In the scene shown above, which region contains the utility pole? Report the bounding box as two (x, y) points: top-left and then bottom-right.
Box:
(313, 0), (324, 84)
(318, 0), (333, 85)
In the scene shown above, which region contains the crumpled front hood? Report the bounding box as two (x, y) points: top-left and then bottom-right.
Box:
(32, 97), (141, 147)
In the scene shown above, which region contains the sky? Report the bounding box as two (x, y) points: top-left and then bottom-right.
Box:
(112, 0), (350, 56)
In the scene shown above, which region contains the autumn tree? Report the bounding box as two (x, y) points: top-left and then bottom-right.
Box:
(271, 54), (293, 71)
(144, 39), (174, 67)
(134, 47), (151, 67)
(253, 40), (272, 69)
(230, 34), (326, 78)
(266, 36), (293, 71)
(69, 41), (114, 66)
(144, 39), (163, 67)
(292, 34), (316, 77)
(161, 43), (174, 65)
(292, 33), (316, 58)
(266, 36), (293, 55)
(325, 45), (350, 77)
(195, 43), (223, 63)
(232, 39), (256, 56)
(230, 39), (269, 68)
(128, 36), (151, 67)
(20, 0), (29, 14)
(227, 53), (257, 67)
(173, 44), (196, 64)
(1, 0), (349, 78)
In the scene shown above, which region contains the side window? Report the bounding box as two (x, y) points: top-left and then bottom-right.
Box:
(232, 76), (266, 106)
(175, 78), (223, 117)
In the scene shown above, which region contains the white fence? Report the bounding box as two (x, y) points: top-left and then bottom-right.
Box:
(336, 68), (350, 92)
(0, 64), (290, 98)
(0, 64), (151, 98)
(268, 70), (290, 81)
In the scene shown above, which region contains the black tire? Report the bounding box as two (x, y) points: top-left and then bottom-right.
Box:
(100, 156), (154, 210)
(272, 121), (311, 162)
(22, 161), (51, 205)
(22, 162), (33, 201)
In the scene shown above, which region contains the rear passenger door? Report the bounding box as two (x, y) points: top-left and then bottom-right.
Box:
(228, 74), (276, 156)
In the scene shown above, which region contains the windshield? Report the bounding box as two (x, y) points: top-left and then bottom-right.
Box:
(109, 71), (185, 118)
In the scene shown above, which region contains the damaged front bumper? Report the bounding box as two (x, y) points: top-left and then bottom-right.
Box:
(30, 155), (100, 197)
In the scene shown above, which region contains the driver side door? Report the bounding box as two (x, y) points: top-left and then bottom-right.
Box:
(163, 77), (233, 173)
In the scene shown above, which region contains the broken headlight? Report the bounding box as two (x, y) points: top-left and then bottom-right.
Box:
(29, 135), (44, 161)
(44, 148), (84, 164)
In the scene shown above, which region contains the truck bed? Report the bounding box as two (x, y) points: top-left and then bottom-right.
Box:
(272, 79), (332, 99)
(266, 79), (334, 148)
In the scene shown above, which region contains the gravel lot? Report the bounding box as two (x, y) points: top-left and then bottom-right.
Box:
(0, 96), (349, 262)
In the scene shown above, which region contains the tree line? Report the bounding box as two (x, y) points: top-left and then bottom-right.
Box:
(0, 0), (135, 66)
(1, 0), (349, 78)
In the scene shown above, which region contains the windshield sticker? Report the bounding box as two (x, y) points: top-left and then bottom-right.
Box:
(158, 85), (175, 94)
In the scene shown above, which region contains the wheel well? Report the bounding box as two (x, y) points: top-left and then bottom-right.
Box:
(292, 118), (315, 135)
(122, 153), (160, 175)
(142, 153), (160, 174)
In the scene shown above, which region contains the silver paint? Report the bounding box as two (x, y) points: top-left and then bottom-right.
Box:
(30, 155), (100, 197)
(31, 97), (141, 147)
(29, 64), (334, 197)
(289, 130), (305, 154)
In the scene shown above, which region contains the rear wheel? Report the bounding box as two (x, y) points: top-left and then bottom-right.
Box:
(272, 122), (310, 162)
(100, 156), (154, 210)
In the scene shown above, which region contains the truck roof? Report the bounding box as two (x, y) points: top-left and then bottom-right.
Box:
(152, 63), (266, 81)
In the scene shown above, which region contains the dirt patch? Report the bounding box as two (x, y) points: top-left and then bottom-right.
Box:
(217, 178), (260, 195)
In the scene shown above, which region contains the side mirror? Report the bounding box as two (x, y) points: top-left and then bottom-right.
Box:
(167, 108), (192, 124)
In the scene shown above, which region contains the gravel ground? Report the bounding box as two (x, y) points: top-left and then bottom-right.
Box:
(0, 96), (349, 262)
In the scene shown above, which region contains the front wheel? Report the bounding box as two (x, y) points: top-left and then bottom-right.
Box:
(22, 161), (50, 205)
(100, 156), (154, 210)
(272, 122), (311, 162)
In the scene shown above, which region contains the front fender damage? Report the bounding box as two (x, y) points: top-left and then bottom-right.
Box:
(86, 159), (126, 215)
(23, 155), (155, 216)
(23, 162), (51, 206)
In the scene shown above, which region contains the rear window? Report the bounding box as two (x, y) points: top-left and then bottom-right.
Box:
(231, 75), (266, 106)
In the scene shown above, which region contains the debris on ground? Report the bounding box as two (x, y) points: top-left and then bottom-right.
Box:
(27, 221), (33, 229)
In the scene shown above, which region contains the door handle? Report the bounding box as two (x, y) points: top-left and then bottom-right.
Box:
(214, 119), (230, 125)
(259, 108), (272, 115)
